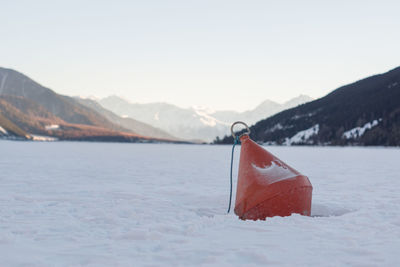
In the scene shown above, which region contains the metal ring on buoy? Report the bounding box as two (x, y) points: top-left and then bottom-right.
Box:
(231, 121), (251, 139)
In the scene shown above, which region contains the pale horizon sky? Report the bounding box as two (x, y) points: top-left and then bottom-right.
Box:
(1, 0), (400, 111)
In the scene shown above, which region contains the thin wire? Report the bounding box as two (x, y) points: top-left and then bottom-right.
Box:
(227, 136), (239, 213)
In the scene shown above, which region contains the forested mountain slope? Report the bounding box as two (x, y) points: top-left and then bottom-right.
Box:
(217, 66), (400, 146)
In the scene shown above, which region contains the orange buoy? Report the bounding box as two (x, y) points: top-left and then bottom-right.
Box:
(231, 122), (312, 220)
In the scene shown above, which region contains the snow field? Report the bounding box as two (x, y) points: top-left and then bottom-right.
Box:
(0, 141), (399, 266)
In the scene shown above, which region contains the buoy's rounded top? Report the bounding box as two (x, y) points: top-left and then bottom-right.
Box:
(231, 121), (251, 139)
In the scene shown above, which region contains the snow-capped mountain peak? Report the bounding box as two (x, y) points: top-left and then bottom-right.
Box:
(98, 95), (313, 142)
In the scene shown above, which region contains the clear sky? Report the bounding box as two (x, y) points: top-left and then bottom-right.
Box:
(1, 0), (400, 111)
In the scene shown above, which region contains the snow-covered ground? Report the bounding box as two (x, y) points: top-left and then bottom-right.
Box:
(1, 141), (399, 266)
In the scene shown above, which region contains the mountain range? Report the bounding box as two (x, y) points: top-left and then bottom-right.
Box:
(98, 95), (313, 142)
(0, 67), (313, 143)
(0, 67), (180, 142)
(217, 66), (400, 146)
(2, 65), (398, 146)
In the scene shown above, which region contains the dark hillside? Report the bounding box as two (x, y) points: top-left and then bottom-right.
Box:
(217, 66), (400, 146)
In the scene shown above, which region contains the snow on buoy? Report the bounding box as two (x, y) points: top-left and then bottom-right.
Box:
(231, 122), (313, 220)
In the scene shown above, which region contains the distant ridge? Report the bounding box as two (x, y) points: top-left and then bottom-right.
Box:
(75, 97), (177, 140)
(98, 95), (313, 142)
(217, 66), (400, 146)
(212, 94), (313, 125)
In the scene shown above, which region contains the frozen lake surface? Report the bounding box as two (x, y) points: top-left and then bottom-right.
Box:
(1, 141), (400, 266)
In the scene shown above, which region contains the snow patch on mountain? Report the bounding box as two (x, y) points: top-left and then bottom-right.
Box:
(191, 105), (216, 114)
(343, 120), (379, 139)
(0, 125), (8, 135)
(266, 123), (284, 133)
(284, 124), (319, 145)
(292, 112), (316, 120)
(30, 134), (58, 141)
(193, 110), (217, 127)
(154, 112), (160, 121)
(45, 124), (60, 131)
(192, 106), (229, 127)
(0, 72), (8, 94)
